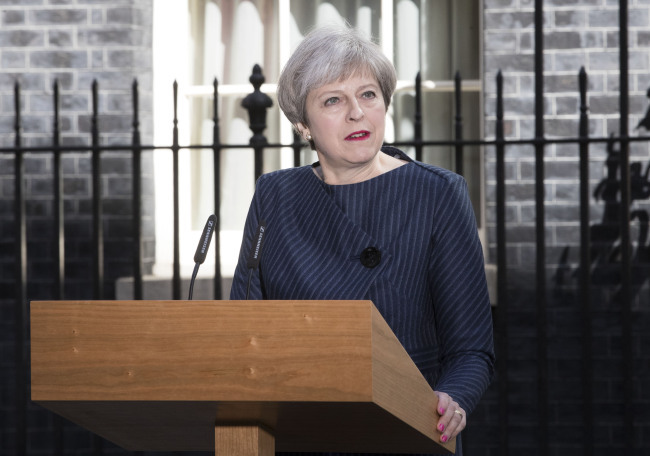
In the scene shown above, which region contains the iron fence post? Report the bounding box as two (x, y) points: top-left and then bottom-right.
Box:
(242, 64), (273, 180)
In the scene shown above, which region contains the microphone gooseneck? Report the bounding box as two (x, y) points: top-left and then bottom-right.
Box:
(246, 220), (267, 300)
(188, 214), (217, 300)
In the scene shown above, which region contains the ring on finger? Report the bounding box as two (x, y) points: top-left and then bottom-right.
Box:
(454, 410), (464, 419)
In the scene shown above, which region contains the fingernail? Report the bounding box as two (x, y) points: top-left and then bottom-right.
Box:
(438, 423), (445, 432)
(439, 408), (445, 415)
(441, 435), (448, 443)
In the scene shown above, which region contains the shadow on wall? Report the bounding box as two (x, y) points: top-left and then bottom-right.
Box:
(555, 132), (650, 307)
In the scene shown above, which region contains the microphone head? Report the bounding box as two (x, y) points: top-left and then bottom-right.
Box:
(246, 220), (267, 270)
(193, 214), (217, 264)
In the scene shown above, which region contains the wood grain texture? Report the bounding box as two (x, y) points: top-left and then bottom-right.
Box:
(215, 426), (274, 456)
(30, 300), (454, 454)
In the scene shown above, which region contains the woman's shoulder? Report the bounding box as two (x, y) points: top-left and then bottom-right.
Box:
(413, 160), (466, 187)
(254, 166), (320, 204)
(256, 165), (313, 188)
(381, 145), (465, 188)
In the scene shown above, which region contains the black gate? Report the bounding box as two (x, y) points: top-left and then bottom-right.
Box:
(1, 1), (649, 455)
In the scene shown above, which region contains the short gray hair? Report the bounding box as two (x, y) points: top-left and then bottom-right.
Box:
(277, 25), (397, 127)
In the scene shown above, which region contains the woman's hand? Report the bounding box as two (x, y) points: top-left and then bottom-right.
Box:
(434, 391), (466, 443)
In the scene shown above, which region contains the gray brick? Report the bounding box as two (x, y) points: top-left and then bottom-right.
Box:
(29, 50), (88, 69)
(60, 134), (91, 147)
(503, 96), (536, 116)
(605, 117), (623, 134)
(545, 31), (581, 50)
(484, 72), (519, 94)
(544, 118), (580, 137)
(0, 115), (15, 135)
(0, 0), (42, 5)
(629, 8), (650, 27)
(507, 182), (536, 203)
(91, 8), (104, 25)
(105, 93), (132, 112)
(28, 93), (55, 112)
(505, 223), (539, 243)
(635, 74), (650, 92)
(60, 94), (90, 112)
(581, 31), (605, 49)
(519, 31), (533, 52)
(25, 177), (54, 196)
(107, 7), (143, 25)
(639, 30), (650, 46)
(103, 154), (131, 174)
(107, 49), (141, 68)
(485, 11), (534, 30)
(78, 113), (133, 133)
(605, 73), (621, 93)
(588, 9), (619, 28)
(485, 160), (518, 182)
(554, 52), (589, 72)
(61, 114), (75, 132)
(15, 114), (48, 134)
(2, 9), (24, 25)
(63, 176), (90, 197)
(546, 160), (580, 180)
(606, 30), (619, 48)
(518, 74), (534, 93)
(556, 96), (579, 115)
(78, 70), (138, 90)
(77, 0), (134, 4)
(555, 10), (586, 28)
(545, 74), (583, 93)
(49, 72), (75, 90)
(589, 51), (619, 71)
(91, 49), (104, 68)
(106, 177), (133, 197)
(518, 118), (536, 138)
(30, 9), (87, 26)
(485, 53), (535, 72)
(1, 50), (25, 69)
(78, 29), (143, 46)
(555, 182), (580, 201)
(102, 132), (131, 145)
(590, 95), (621, 115)
(48, 30), (73, 47)
(484, 0), (516, 7)
(0, 30), (44, 47)
(629, 50), (650, 70)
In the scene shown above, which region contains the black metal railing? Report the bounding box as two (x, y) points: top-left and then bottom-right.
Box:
(2, 2), (650, 454)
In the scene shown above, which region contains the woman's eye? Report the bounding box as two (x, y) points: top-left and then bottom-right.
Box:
(324, 97), (339, 106)
(362, 90), (376, 99)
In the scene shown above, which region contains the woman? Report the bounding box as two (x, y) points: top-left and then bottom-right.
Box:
(230, 25), (495, 455)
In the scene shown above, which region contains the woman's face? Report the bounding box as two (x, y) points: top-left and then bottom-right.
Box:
(298, 71), (386, 173)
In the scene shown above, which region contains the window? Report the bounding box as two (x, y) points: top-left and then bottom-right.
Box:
(152, 0), (483, 278)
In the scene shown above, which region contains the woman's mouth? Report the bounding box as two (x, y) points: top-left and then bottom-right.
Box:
(345, 131), (370, 141)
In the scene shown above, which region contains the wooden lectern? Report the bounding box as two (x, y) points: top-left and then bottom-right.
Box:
(30, 300), (455, 455)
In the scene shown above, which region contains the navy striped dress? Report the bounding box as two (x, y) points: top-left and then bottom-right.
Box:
(230, 147), (495, 456)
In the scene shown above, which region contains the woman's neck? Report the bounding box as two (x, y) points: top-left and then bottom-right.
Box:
(315, 151), (407, 185)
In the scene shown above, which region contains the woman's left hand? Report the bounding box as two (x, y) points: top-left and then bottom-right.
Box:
(434, 391), (466, 444)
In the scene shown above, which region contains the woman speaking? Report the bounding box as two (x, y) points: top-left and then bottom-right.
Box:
(230, 25), (495, 456)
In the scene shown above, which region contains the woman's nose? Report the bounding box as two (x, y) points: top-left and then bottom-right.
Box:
(348, 100), (364, 121)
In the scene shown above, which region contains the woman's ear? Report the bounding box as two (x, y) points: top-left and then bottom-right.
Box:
(296, 122), (316, 150)
(296, 123), (311, 141)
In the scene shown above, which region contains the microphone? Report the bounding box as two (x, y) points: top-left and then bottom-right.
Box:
(246, 220), (267, 299)
(188, 214), (217, 300)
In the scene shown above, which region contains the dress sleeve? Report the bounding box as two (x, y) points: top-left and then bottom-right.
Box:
(229, 176), (266, 300)
(428, 175), (495, 414)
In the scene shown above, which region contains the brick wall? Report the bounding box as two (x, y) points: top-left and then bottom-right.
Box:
(2, 1), (650, 455)
(480, 1), (650, 455)
(0, 1), (154, 454)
